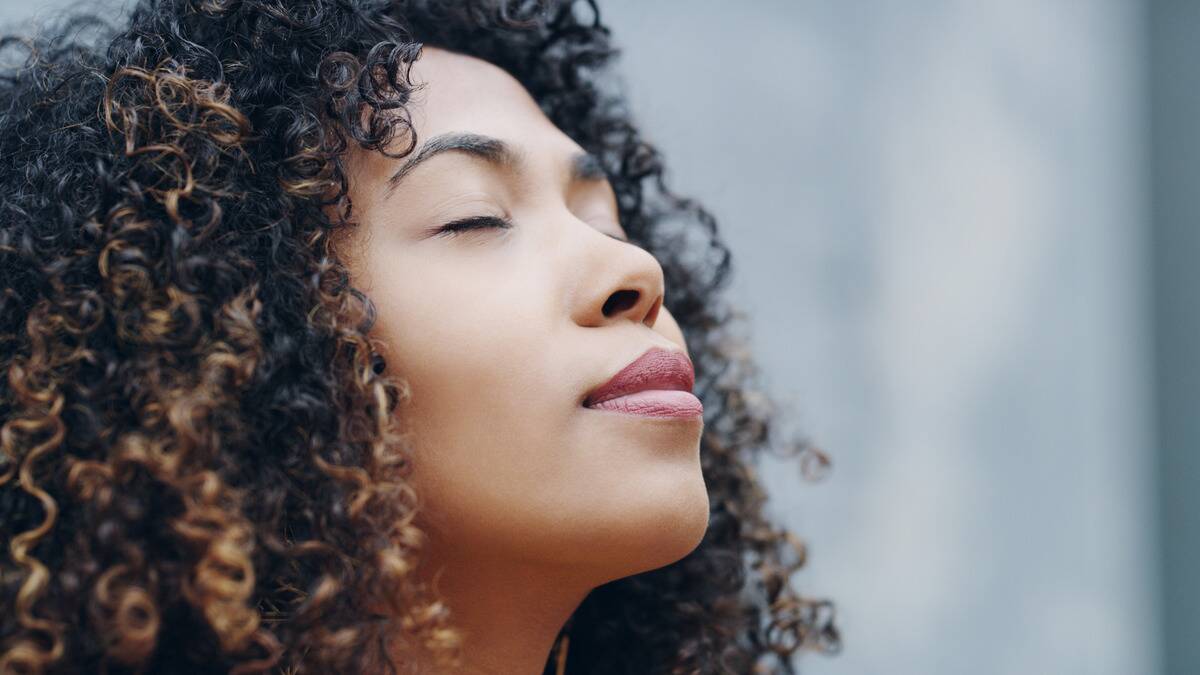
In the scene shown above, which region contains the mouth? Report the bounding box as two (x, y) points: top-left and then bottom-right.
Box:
(582, 347), (703, 419)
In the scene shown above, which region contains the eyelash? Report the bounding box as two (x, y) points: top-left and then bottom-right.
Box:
(434, 214), (636, 246)
(434, 215), (514, 237)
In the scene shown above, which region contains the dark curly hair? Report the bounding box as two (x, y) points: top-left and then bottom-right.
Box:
(0, 0), (841, 672)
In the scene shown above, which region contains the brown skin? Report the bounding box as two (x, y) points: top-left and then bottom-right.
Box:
(336, 46), (711, 674)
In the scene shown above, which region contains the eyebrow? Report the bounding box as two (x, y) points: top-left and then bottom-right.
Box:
(385, 131), (609, 196)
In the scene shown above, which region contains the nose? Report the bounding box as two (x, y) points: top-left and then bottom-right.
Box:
(571, 231), (665, 329)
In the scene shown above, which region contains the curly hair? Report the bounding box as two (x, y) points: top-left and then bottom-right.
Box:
(0, 0), (841, 672)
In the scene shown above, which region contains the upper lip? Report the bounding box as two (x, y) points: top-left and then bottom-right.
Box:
(583, 347), (695, 407)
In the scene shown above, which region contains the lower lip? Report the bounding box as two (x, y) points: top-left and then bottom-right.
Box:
(584, 390), (704, 419)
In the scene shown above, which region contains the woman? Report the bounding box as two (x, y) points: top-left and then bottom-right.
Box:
(0, 0), (840, 672)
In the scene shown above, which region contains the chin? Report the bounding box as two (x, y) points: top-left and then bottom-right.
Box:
(609, 477), (712, 580)
(664, 480), (712, 564)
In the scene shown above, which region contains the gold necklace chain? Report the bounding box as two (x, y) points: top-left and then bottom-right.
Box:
(554, 632), (569, 675)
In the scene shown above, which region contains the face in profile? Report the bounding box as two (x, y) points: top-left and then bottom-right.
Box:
(337, 46), (710, 596)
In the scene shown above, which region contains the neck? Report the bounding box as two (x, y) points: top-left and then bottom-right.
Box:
(391, 545), (592, 675)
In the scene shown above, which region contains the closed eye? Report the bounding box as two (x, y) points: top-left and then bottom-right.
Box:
(434, 215), (514, 237)
(434, 214), (639, 248)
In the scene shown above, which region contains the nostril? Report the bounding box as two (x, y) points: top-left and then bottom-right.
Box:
(602, 289), (639, 316)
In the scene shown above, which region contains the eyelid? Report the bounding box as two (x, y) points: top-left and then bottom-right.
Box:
(433, 214), (514, 237)
(429, 210), (637, 251)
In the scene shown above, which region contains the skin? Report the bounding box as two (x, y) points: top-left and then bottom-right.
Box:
(334, 46), (711, 674)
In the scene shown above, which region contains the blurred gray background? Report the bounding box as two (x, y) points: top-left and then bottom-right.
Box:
(1, 1), (1192, 674)
(600, 2), (1183, 674)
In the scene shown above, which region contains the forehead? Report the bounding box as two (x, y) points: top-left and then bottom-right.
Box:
(405, 46), (568, 150)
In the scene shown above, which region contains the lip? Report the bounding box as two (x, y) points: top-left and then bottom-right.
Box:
(582, 347), (703, 419)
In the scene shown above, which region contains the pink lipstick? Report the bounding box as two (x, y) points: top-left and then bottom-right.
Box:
(583, 347), (703, 419)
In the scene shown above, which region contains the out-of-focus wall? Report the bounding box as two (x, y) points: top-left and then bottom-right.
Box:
(1151, 2), (1200, 674)
(600, 1), (1160, 674)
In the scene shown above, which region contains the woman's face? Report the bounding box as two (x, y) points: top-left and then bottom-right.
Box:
(338, 46), (708, 583)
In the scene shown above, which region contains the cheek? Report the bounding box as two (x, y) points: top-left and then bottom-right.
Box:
(370, 263), (558, 445)
(366, 254), (709, 580)
(407, 395), (709, 582)
(655, 305), (687, 349)
(364, 259), (578, 539)
(395, 329), (708, 582)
